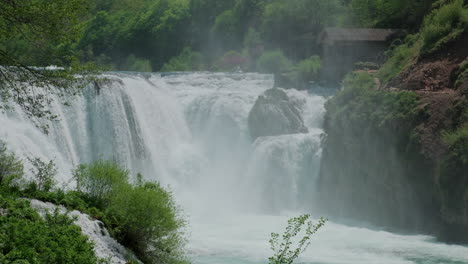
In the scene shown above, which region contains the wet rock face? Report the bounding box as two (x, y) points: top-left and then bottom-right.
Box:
(248, 88), (308, 140)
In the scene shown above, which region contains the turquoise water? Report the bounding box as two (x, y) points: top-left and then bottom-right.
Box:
(187, 213), (468, 264)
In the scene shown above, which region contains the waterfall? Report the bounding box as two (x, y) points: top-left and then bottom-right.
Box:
(0, 72), (324, 212)
(2, 72), (468, 264)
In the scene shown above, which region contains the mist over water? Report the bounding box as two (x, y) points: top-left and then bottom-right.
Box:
(1, 72), (468, 263)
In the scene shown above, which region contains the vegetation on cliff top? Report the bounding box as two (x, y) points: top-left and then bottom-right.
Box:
(326, 72), (423, 138)
(378, 0), (468, 83)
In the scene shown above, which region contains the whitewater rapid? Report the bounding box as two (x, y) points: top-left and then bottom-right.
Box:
(1, 72), (468, 263)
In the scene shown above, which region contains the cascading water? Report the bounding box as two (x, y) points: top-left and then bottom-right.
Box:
(1, 72), (468, 263)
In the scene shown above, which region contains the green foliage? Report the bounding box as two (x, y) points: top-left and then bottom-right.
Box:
(295, 56), (322, 82)
(377, 1), (467, 84)
(212, 10), (241, 49)
(125, 55), (153, 72)
(268, 215), (326, 264)
(261, 0), (341, 53)
(80, 0), (191, 71)
(327, 72), (423, 140)
(455, 60), (468, 89)
(161, 47), (205, 72)
(0, 0), (88, 66)
(420, 0), (468, 55)
(0, 0), (98, 124)
(107, 182), (187, 264)
(0, 142), (23, 189)
(28, 158), (57, 192)
(257, 50), (293, 74)
(439, 122), (468, 212)
(73, 160), (129, 206)
(72, 160), (187, 264)
(443, 124), (468, 164)
(346, 0), (437, 28)
(378, 35), (422, 83)
(0, 195), (99, 264)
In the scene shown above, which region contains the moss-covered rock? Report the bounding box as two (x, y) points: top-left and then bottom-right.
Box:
(317, 71), (468, 242)
(248, 88), (308, 140)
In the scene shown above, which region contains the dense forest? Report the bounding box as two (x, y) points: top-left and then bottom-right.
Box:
(1, 0), (442, 74)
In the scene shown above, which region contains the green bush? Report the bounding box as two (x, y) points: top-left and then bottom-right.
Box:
(455, 60), (468, 89)
(378, 35), (422, 83)
(72, 160), (187, 264)
(28, 157), (57, 192)
(0, 195), (99, 264)
(257, 50), (292, 74)
(295, 55), (322, 82)
(161, 47), (205, 72)
(439, 123), (468, 210)
(268, 215), (326, 264)
(73, 160), (129, 206)
(0, 141), (23, 189)
(327, 72), (422, 138)
(443, 124), (468, 165)
(125, 54), (153, 72)
(420, 0), (468, 55)
(108, 182), (187, 264)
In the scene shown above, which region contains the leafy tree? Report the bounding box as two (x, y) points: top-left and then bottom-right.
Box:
(73, 160), (129, 206)
(188, 0), (237, 52)
(72, 160), (188, 264)
(296, 55), (322, 82)
(346, 0), (438, 29)
(161, 47), (205, 72)
(0, 141), (23, 188)
(257, 50), (293, 74)
(108, 182), (188, 264)
(268, 214), (326, 264)
(261, 0), (341, 57)
(0, 0), (96, 124)
(28, 157), (57, 192)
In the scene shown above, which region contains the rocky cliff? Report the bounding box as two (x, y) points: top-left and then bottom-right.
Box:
(317, 34), (468, 242)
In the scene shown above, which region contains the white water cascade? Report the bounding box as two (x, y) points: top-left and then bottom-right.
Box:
(1, 72), (468, 263)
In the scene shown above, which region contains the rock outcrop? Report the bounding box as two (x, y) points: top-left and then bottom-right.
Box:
(317, 36), (468, 242)
(248, 88), (308, 140)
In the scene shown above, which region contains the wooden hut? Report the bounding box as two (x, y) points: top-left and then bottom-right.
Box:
(318, 27), (398, 83)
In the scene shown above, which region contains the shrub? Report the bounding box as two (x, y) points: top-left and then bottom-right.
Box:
(73, 160), (129, 206)
(455, 60), (468, 89)
(72, 160), (187, 264)
(0, 195), (99, 264)
(439, 124), (468, 209)
(125, 54), (153, 72)
(443, 124), (468, 165)
(268, 215), (326, 264)
(378, 35), (421, 83)
(327, 72), (422, 139)
(244, 27), (264, 58)
(420, 0), (468, 55)
(257, 50), (293, 74)
(107, 182), (187, 264)
(295, 55), (322, 82)
(0, 141), (23, 189)
(161, 47), (205, 72)
(28, 157), (57, 192)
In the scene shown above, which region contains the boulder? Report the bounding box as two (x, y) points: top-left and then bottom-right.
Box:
(248, 88), (308, 140)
